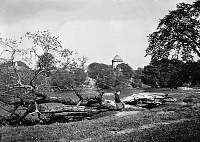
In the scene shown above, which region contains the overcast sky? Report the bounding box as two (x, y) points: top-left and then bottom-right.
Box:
(0, 0), (192, 69)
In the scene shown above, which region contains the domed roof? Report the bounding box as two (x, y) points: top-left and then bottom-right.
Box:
(112, 55), (123, 62)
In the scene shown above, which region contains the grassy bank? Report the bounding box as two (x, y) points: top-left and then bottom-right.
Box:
(1, 89), (200, 142)
(1, 109), (200, 142)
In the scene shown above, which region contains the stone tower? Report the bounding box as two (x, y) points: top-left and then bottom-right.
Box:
(112, 54), (123, 68)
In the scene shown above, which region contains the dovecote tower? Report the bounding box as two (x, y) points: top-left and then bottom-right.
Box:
(112, 54), (123, 68)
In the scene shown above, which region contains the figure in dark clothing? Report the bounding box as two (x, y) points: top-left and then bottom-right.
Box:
(114, 90), (121, 103)
(114, 90), (125, 110)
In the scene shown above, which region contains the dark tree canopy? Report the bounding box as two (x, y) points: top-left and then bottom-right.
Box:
(142, 59), (184, 88)
(87, 63), (116, 90)
(146, 0), (200, 61)
(87, 62), (133, 91)
(87, 63), (112, 79)
(174, 61), (200, 87)
(37, 52), (55, 71)
(116, 63), (133, 80)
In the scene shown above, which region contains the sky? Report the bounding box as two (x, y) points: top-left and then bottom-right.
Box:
(0, 0), (192, 69)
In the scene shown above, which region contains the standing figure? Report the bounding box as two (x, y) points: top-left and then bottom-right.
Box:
(114, 90), (124, 110)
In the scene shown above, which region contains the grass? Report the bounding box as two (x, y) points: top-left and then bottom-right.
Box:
(98, 119), (200, 142)
(1, 109), (200, 142)
(1, 88), (200, 141)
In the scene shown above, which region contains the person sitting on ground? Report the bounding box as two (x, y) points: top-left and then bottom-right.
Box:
(114, 90), (125, 110)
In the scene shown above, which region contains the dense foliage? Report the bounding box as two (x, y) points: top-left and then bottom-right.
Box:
(87, 63), (117, 90)
(146, 0), (200, 61)
(144, 0), (200, 88)
(116, 63), (134, 80)
(50, 68), (87, 99)
(131, 67), (144, 88)
(87, 62), (134, 91)
(174, 61), (200, 87)
(142, 58), (200, 88)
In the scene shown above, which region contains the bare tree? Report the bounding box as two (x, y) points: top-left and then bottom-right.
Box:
(0, 30), (89, 125)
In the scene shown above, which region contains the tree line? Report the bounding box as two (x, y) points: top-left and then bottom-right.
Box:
(143, 0), (200, 88)
(0, 30), (141, 126)
(1, 0), (200, 126)
(142, 59), (200, 88)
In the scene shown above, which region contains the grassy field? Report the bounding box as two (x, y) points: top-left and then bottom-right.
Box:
(1, 88), (200, 142)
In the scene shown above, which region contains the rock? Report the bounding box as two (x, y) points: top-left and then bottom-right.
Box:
(177, 87), (194, 90)
(104, 93), (114, 96)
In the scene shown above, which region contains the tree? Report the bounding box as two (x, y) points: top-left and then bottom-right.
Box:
(37, 52), (55, 72)
(50, 68), (87, 101)
(131, 67), (144, 88)
(146, 0), (200, 61)
(116, 63), (134, 80)
(115, 63), (134, 88)
(134, 67), (143, 78)
(87, 62), (132, 91)
(142, 59), (183, 88)
(142, 64), (160, 88)
(173, 61), (200, 87)
(0, 30), (88, 125)
(88, 63), (117, 91)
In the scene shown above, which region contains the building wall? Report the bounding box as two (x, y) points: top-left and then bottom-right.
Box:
(112, 60), (123, 68)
